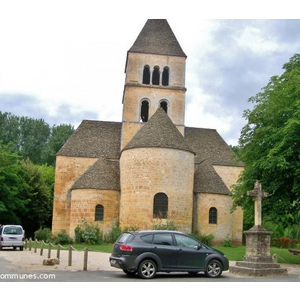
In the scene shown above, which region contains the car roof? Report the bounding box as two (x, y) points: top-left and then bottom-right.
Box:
(127, 230), (184, 235)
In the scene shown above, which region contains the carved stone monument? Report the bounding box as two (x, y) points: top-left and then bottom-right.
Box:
(230, 180), (288, 276)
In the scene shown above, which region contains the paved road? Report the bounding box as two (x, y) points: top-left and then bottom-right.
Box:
(0, 254), (299, 282)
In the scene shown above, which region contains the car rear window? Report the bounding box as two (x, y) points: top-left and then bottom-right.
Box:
(117, 233), (134, 244)
(3, 226), (23, 235)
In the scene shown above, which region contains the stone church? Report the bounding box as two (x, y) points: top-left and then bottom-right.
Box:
(52, 19), (244, 245)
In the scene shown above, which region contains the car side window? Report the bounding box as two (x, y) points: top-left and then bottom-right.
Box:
(140, 234), (153, 244)
(153, 233), (173, 246)
(174, 234), (200, 249)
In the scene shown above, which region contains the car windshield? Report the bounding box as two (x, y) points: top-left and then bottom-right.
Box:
(3, 226), (23, 235)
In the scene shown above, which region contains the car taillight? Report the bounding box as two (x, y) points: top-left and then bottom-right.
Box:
(120, 244), (133, 252)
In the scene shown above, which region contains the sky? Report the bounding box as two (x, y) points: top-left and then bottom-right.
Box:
(1, 1), (300, 146)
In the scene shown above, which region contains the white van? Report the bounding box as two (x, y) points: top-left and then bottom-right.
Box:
(0, 225), (25, 251)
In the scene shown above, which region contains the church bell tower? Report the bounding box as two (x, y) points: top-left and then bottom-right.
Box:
(121, 19), (187, 149)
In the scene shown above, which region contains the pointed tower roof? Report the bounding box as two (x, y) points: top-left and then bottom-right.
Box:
(128, 19), (186, 57)
(122, 107), (194, 154)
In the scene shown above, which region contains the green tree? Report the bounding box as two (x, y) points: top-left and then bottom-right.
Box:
(0, 112), (20, 149)
(18, 117), (50, 164)
(0, 112), (74, 166)
(19, 160), (54, 237)
(42, 124), (74, 165)
(232, 53), (300, 230)
(0, 143), (30, 224)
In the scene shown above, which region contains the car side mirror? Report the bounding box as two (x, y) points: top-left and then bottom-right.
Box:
(194, 244), (201, 250)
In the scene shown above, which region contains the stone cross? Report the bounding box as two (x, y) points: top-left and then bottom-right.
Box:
(247, 180), (269, 226)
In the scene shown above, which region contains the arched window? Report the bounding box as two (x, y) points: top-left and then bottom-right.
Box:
(162, 66), (169, 86)
(209, 207), (217, 224)
(140, 99), (149, 122)
(95, 205), (104, 221)
(153, 193), (168, 218)
(142, 65), (150, 84)
(160, 100), (168, 114)
(152, 66), (160, 85)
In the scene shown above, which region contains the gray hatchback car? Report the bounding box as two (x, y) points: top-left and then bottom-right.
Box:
(109, 230), (229, 279)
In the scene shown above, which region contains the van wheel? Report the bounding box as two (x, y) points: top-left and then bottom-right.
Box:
(20, 246), (24, 251)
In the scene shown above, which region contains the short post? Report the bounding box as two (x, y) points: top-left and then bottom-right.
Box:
(40, 241), (44, 256)
(28, 238), (32, 251)
(68, 245), (72, 266)
(24, 238), (28, 250)
(57, 244), (61, 259)
(83, 248), (88, 271)
(34, 240), (37, 253)
(48, 243), (52, 259)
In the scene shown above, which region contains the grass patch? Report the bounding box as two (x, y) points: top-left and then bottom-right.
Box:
(214, 246), (300, 264)
(214, 246), (246, 261)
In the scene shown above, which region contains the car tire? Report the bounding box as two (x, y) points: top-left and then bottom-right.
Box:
(138, 259), (157, 279)
(20, 246), (24, 251)
(205, 259), (223, 278)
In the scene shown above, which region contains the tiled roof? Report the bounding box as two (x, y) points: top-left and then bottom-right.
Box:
(122, 107), (195, 154)
(57, 115), (242, 195)
(185, 127), (243, 167)
(57, 120), (121, 159)
(128, 19), (187, 57)
(71, 159), (120, 191)
(194, 160), (230, 194)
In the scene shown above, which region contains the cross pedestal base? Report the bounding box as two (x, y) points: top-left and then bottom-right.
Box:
(229, 226), (288, 277)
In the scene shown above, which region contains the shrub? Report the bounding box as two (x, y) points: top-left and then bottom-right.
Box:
(222, 235), (233, 247)
(297, 243), (300, 250)
(34, 228), (52, 242)
(279, 237), (292, 248)
(53, 229), (73, 245)
(103, 226), (122, 244)
(152, 220), (177, 231)
(190, 232), (214, 246)
(74, 219), (102, 244)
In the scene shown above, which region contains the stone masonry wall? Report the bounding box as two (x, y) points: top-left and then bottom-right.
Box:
(52, 156), (98, 235)
(120, 147), (194, 232)
(70, 189), (119, 237)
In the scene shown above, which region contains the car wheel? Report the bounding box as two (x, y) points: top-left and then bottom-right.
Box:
(123, 269), (136, 277)
(138, 259), (157, 279)
(205, 260), (222, 278)
(20, 246), (24, 251)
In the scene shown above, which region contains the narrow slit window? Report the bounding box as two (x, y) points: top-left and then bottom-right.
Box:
(141, 100), (149, 122)
(209, 207), (217, 224)
(162, 67), (169, 86)
(160, 100), (168, 114)
(143, 65), (150, 84)
(152, 66), (160, 85)
(95, 205), (104, 221)
(153, 193), (168, 219)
